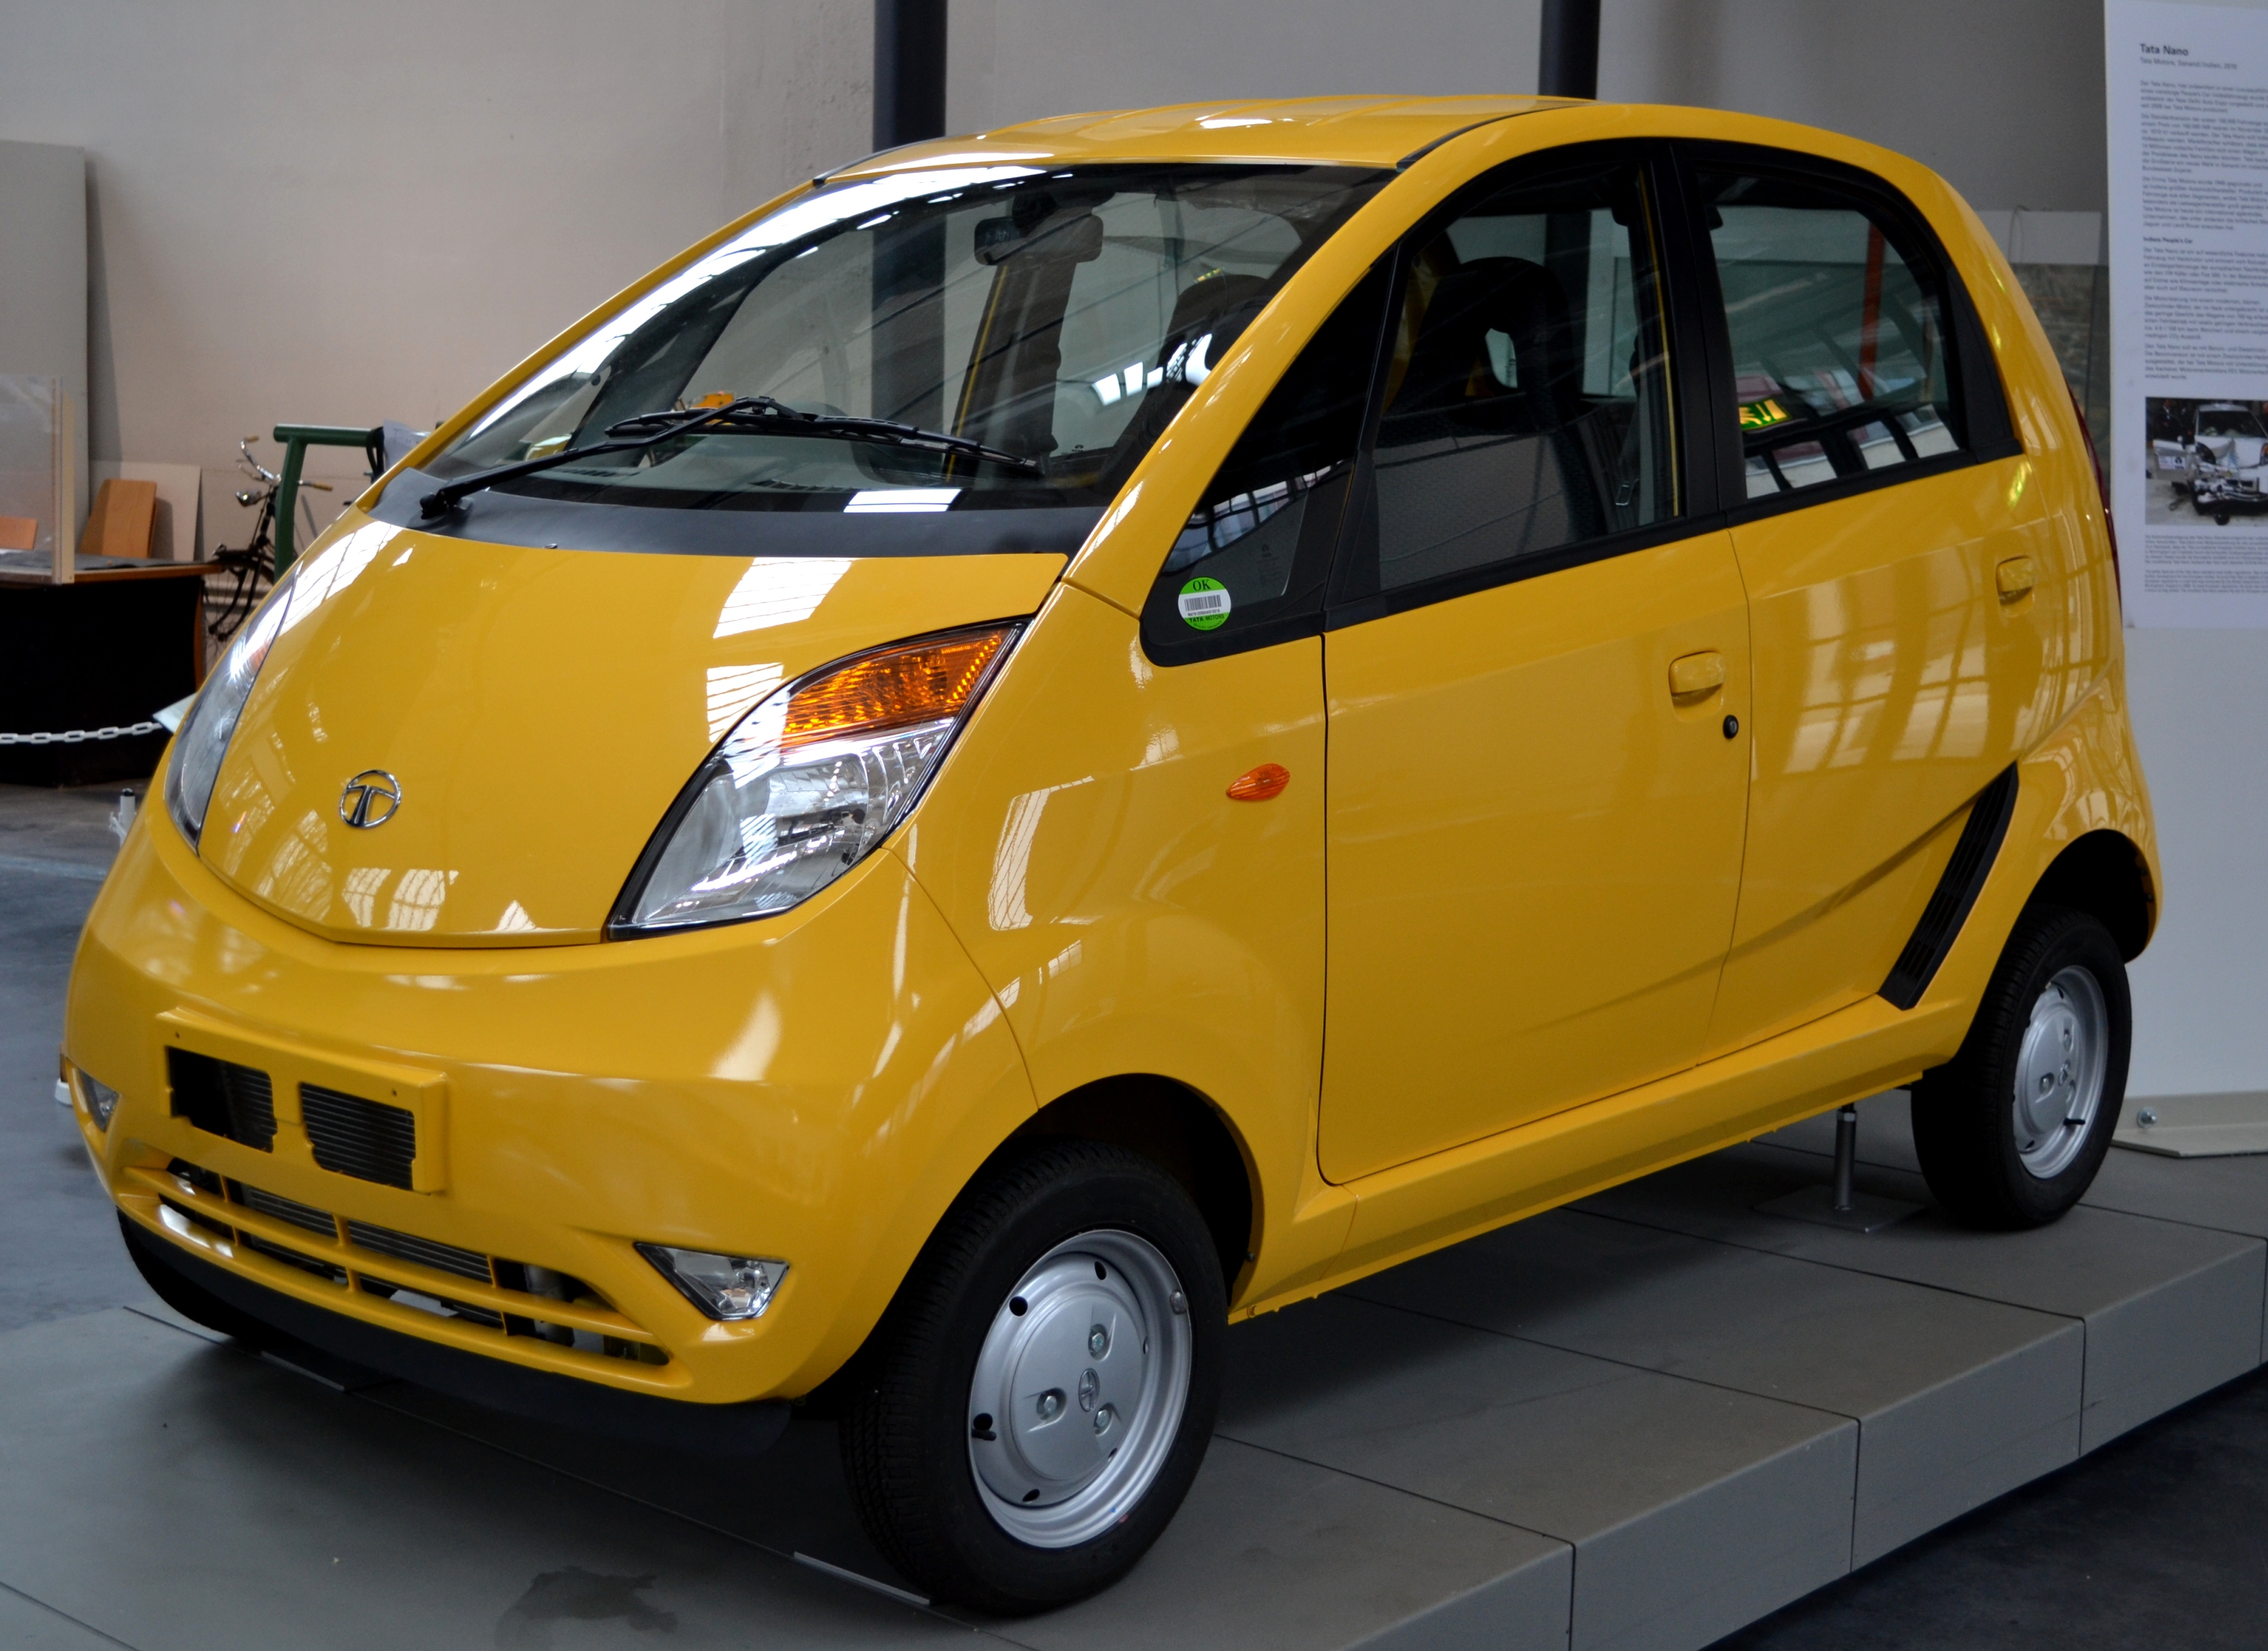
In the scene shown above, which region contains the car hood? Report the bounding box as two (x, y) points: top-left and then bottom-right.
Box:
(193, 510), (1065, 945)
(2199, 434), (2268, 470)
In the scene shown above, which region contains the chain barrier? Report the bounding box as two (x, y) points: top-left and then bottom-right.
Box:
(0, 721), (165, 747)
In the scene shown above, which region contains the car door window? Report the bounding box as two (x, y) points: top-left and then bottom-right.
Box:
(1339, 157), (1677, 602)
(1695, 165), (1963, 499)
(1140, 263), (1391, 660)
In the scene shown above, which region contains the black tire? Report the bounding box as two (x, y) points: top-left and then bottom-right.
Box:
(119, 1211), (284, 1346)
(1911, 904), (2130, 1229)
(838, 1140), (1225, 1612)
(2216, 510), (2233, 525)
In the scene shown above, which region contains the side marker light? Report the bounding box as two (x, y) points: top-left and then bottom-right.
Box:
(1227, 763), (1291, 801)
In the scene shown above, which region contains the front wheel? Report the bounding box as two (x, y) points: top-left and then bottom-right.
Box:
(1911, 904), (2131, 1228)
(838, 1141), (1225, 1612)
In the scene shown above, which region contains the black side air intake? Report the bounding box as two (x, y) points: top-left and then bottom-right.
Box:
(300, 1083), (418, 1190)
(165, 1049), (278, 1151)
(1880, 765), (2021, 1011)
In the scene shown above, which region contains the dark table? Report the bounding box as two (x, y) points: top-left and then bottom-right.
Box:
(0, 556), (211, 787)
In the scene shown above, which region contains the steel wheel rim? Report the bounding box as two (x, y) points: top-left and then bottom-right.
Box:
(2011, 965), (2109, 1178)
(966, 1229), (1191, 1549)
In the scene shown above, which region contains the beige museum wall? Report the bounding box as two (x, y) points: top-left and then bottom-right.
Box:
(950, 0), (2111, 215)
(0, 0), (870, 549)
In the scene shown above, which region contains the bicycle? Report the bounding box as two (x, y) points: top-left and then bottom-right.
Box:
(207, 437), (330, 642)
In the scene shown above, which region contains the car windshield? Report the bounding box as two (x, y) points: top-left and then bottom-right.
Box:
(2198, 407), (2267, 440)
(420, 162), (1386, 524)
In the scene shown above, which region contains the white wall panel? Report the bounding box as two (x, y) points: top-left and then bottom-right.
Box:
(0, 0), (869, 540)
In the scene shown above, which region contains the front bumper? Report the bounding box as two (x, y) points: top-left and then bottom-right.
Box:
(122, 1214), (790, 1453)
(2192, 472), (2264, 504)
(65, 805), (1035, 1407)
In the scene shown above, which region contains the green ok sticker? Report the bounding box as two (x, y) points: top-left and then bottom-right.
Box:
(1177, 576), (1230, 631)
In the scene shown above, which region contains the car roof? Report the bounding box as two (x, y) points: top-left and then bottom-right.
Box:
(827, 95), (1578, 176)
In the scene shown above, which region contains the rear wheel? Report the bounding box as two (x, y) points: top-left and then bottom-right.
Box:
(838, 1141), (1223, 1612)
(1911, 904), (2130, 1228)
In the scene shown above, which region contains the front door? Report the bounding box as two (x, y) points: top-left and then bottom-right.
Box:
(1318, 148), (1753, 1185)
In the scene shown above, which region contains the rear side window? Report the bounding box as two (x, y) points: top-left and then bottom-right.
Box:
(1139, 264), (1391, 660)
(1695, 165), (1965, 500)
(1336, 154), (1679, 602)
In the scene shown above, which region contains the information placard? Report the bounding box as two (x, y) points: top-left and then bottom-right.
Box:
(2109, 0), (2268, 626)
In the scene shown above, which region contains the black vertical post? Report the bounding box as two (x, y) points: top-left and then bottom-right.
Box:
(1537, 0), (1600, 99)
(870, 3), (948, 427)
(874, 0), (949, 149)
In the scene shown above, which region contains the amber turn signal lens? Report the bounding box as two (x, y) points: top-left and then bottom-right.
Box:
(783, 626), (1013, 748)
(1227, 762), (1291, 801)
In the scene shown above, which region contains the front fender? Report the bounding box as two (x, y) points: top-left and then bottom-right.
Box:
(902, 583), (1346, 1307)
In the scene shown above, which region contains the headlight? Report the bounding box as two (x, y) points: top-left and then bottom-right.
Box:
(164, 575), (294, 847)
(611, 623), (1017, 933)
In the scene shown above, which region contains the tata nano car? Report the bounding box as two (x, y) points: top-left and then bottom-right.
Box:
(65, 97), (2155, 1609)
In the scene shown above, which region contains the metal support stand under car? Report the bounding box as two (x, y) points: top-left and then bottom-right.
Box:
(1757, 1103), (1925, 1233)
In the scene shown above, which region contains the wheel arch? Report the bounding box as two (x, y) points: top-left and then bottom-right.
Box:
(2031, 828), (2156, 960)
(1009, 1075), (1258, 1297)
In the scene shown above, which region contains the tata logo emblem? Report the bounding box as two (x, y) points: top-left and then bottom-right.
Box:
(339, 770), (403, 829)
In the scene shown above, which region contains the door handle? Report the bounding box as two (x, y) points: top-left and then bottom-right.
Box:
(1668, 650), (1725, 699)
(1996, 556), (2037, 599)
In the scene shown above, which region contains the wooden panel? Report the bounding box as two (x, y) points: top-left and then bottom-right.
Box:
(83, 478), (158, 557)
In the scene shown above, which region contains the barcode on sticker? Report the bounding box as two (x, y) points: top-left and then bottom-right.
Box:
(1179, 591), (1229, 615)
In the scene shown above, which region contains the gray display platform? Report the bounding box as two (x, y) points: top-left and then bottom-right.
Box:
(1, 1095), (2260, 1651)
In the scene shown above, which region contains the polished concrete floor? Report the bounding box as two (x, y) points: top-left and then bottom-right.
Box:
(5, 780), (2264, 1649)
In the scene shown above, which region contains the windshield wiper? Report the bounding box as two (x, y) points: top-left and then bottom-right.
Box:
(607, 397), (1041, 475)
(418, 395), (1037, 519)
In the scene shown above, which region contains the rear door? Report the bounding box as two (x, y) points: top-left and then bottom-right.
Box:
(1687, 154), (2059, 1056)
(1682, 146), (2046, 1055)
(1318, 145), (1753, 1184)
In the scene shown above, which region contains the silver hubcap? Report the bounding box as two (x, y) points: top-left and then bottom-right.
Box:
(967, 1229), (1191, 1548)
(2011, 965), (2109, 1178)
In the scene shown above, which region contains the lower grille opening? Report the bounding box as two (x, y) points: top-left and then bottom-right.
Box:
(152, 1157), (666, 1368)
(160, 1195), (233, 1243)
(167, 1159), (225, 1198)
(359, 1278), (504, 1328)
(235, 1181), (337, 1238)
(495, 1261), (668, 1365)
(299, 1083), (417, 1189)
(166, 1049), (277, 1151)
(242, 1234), (347, 1285)
(346, 1220), (492, 1285)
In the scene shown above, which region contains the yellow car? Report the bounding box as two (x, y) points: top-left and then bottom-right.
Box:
(64, 96), (2154, 1610)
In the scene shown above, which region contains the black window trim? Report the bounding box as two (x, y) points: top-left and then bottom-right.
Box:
(1319, 137), (1724, 633)
(1135, 262), (1394, 668)
(1671, 138), (2021, 532)
(1137, 137), (2028, 665)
